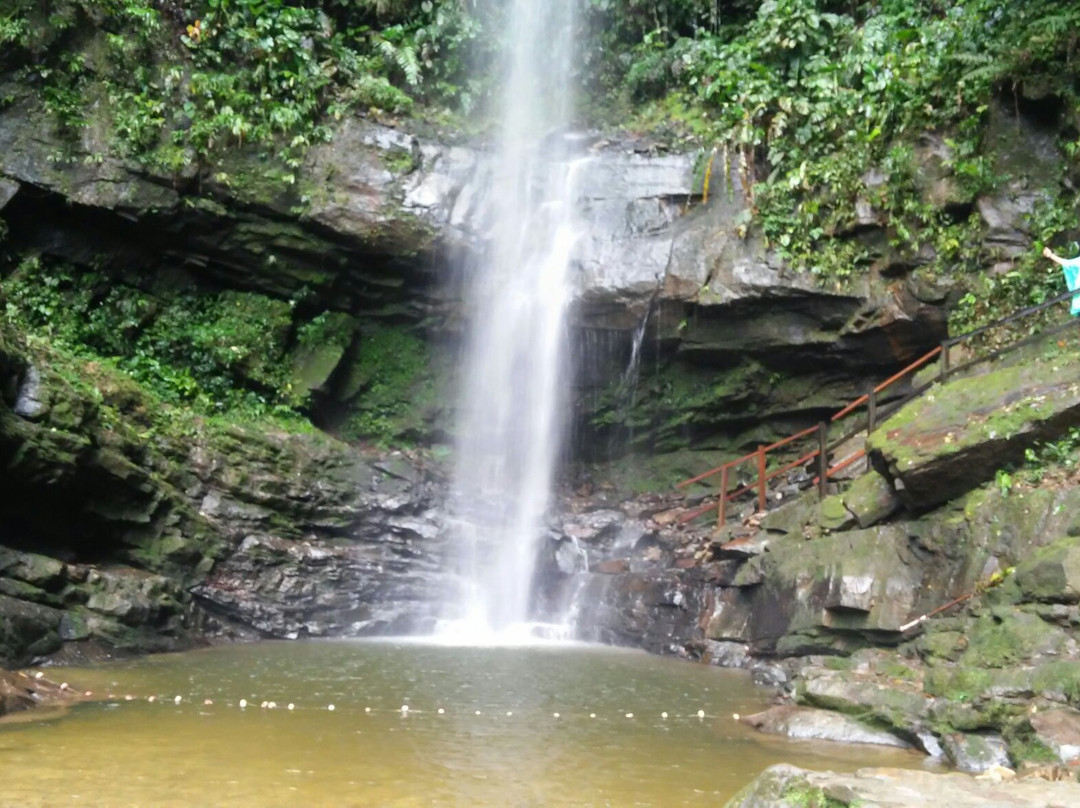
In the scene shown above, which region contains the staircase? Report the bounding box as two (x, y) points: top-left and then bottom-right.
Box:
(676, 286), (1080, 527)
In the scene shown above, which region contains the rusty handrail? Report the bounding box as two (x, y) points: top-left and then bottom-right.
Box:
(675, 287), (1078, 527)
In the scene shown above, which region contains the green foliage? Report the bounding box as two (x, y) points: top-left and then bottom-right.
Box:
(343, 326), (435, 445)
(778, 781), (848, 808)
(602, 0), (1080, 286)
(1, 254), (307, 418)
(1013, 426), (1080, 486)
(3, 0), (494, 176)
(950, 193), (1080, 337)
(995, 468), (1014, 498)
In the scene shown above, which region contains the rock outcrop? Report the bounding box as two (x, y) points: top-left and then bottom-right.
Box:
(867, 348), (1080, 510)
(0, 320), (450, 665)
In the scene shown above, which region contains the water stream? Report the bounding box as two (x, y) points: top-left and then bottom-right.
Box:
(443, 0), (582, 639)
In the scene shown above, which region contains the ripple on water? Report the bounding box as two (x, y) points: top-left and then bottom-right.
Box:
(1, 639), (924, 807)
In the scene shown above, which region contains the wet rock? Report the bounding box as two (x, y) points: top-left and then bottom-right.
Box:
(595, 559), (630, 574)
(702, 640), (750, 668)
(574, 569), (708, 654)
(942, 732), (1011, 773)
(562, 509), (625, 543)
(1029, 709), (1080, 764)
(12, 363), (45, 420)
(751, 662), (790, 689)
(553, 538), (588, 574)
(741, 704), (911, 748)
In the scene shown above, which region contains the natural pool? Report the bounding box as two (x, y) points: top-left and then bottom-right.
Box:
(0, 640), (923, 806)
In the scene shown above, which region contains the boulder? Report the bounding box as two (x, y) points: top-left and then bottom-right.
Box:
(741, 704), (910, 748)
(1016, 536), (1080, 604)
(867, 347), (1080, 510)
(817, 494), (857, 531)
(941, 732), (1011, 773)
(797, 668), (930, 733)
(842, 469), (902, 528)
(1029, 709), (1080, 764)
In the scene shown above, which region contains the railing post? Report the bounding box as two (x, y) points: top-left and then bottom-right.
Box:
(817, 422), (828, 497)
(757, 445), (767, 513)
(719, 465), (729, 527)
(940, 340), (950, 380)
(867, 389), (877, 434)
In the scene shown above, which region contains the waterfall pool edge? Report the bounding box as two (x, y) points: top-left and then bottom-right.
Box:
(0, 639), (928, 807)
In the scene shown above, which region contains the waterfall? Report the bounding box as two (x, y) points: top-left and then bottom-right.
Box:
(440, 0), (581, 641)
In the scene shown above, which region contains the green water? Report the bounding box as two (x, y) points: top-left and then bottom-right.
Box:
(0, 640), (922, 806)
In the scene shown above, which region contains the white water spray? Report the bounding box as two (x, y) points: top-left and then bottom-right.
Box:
(441, 0), (581, 642)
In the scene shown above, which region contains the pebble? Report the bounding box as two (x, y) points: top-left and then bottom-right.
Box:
(34, 672), (43, 680)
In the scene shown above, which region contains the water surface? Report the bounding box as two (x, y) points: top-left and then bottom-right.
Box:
(1, 641), (922, 806)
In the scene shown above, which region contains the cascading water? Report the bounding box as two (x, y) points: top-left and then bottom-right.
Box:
(440, 0), (582, 641)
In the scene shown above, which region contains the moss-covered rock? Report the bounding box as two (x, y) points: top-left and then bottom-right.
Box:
(1016, 536), (1080, 604)
(841, 469), (902, 528)
(867, 345), (1080, 510)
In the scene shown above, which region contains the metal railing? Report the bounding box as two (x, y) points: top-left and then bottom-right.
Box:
(676, 286), (1080, 526)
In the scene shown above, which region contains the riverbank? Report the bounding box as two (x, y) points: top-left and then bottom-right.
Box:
(728, 763), (1080, 807)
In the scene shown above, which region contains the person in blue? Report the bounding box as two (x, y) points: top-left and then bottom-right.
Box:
(1043, 245), (1080, 316)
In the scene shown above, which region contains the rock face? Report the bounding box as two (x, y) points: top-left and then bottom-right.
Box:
(0, 321), (450, 665)
(0, 89), (955, 464)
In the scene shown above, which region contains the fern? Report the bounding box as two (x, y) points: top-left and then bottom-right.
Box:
(376, 36), (422, 87)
